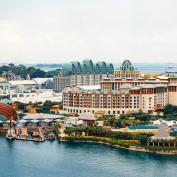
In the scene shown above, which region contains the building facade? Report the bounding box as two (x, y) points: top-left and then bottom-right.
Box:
(114, 60), (143, 78)
(101, 78), (169, 91)
(53, 74), (71, 93)
(168, 84), (177, 106)
(62, 84), (173, 115)
(53, 60), (114, 92)
(0, 78), (11, 96)
(165, 67), (177, 77)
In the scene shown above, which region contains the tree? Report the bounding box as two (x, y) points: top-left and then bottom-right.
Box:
(139, 134), (149, 145)
(133, 112), (151, 121)
(164, 104), (177, 115)
(0, 63), (60, 79)
(104, 117), (116, 126)
(163, 104), (177, 120)
(43, 100), (54, 111)
(42, 101), (60, 112)
(8, 63), (15, 67)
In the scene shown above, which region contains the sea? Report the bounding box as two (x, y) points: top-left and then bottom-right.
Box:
(36, 63), (177, 74)
(0, 137), (177, 177)
(118, 63), (177, 74)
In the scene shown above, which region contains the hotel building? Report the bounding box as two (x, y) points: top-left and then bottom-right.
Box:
(62, 81), (177, 115)
(53, 60), (114, 92)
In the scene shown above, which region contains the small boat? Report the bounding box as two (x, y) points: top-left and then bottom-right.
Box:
(47, 133), (56, 141)
(6, 118), (16, 140)
(6, 128), (16, 140)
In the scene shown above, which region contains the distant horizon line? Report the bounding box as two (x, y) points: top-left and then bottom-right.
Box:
(0, 62), (177, 65)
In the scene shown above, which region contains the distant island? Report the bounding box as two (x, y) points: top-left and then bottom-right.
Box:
(0, 63), (61, 79)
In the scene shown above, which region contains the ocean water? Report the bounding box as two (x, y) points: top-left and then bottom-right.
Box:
(32, 63), (177, 74)
(0, 137), (177, 177)
(115, 63), (177, 74)
(134, 63), (173, 74)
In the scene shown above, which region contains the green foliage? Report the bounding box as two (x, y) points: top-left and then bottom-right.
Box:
(119, 114), (129, 120)
(64, 127), (85, 136)
(139, 134), (149, 145)
(104, 117), (116, 126)
(63, 136), (131, 148)
(96, 115), (115, 121)
(54, 124), (61, 138)
(133, 112), (151, 121)
(163, 104), (177, 120)
(0, 63), (60, 79)
(164, 104), (177, 115)
(115, 119), (141, 128)
(97, 113), (155, 128)
(42, 100), (59, 111)
(64, 126), (153, 141)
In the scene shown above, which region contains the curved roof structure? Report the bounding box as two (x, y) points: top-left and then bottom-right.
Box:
(62, 63), (76, 75)
(61, 59), (114, 75)
(120, 60), (134, 71)
(0, 103), (17, 120)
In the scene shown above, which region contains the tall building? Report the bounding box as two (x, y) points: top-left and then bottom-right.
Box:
(0, 78), (10, 96)
(114, 60), (143, 78)
(53, 60), (114, 92)
(53, 73), (71, 93)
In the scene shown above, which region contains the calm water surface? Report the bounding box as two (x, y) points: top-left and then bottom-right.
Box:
(0, 137), (177, 177)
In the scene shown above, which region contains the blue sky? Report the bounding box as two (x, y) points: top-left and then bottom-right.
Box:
(0, 0), (177, 64)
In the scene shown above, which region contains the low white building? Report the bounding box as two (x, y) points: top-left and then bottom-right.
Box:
(151, 119), (177, 128)
(9, 80), (38, 91)
(63, 117), (84, 128)
(10, 89), (62, 104)
(9, 78), (53, 91)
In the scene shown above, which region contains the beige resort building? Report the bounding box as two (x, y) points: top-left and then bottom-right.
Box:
(62, 83), (177, 115)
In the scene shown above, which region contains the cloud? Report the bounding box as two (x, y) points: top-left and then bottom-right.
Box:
(0, 20), (23, 60)
(0, 0), (177, 63)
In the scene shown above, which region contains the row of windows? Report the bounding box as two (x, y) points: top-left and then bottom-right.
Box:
(63, 108), (127, 115)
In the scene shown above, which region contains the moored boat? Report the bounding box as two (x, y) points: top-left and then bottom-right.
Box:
(6, 118), (16, 140)
(6, 128), (16, 140)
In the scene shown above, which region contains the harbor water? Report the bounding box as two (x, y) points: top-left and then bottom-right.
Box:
(0, 137), (177, 177)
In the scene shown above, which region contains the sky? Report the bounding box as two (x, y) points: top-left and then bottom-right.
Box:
(0, 0), (177, 64)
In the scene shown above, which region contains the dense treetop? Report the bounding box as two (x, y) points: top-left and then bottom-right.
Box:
(0, 64), (61, 79)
